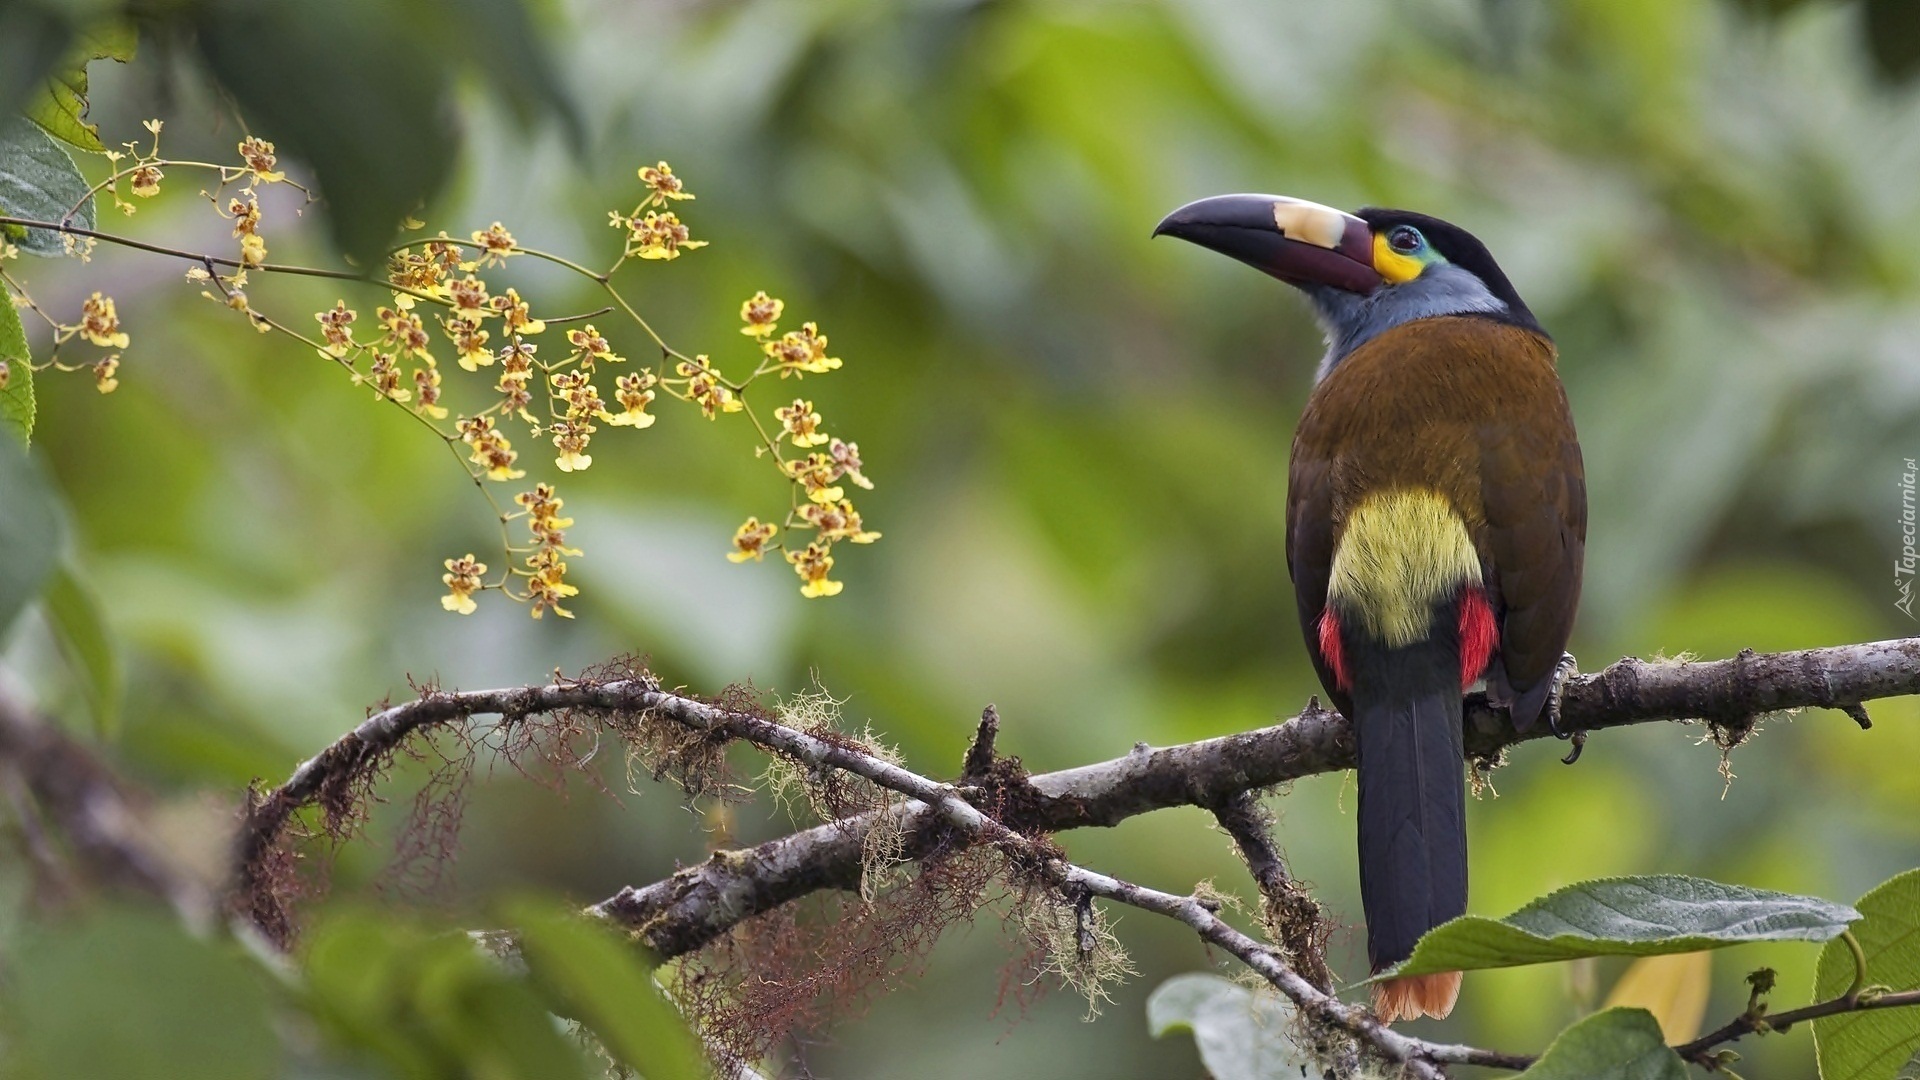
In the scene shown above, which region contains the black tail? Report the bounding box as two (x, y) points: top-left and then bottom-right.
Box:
(1350, 633), (1467, 974)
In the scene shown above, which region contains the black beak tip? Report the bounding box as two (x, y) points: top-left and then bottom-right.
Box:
(1153, 195), (1268, 242)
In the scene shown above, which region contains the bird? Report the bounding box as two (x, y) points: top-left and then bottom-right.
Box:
(1153, 193), (1585, 1022)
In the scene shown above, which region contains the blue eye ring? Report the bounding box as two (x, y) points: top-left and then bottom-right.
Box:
(1388, 225), (1423, 254)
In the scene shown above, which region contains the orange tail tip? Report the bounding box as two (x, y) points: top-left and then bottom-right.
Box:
(1371, 971), (1462, 1023)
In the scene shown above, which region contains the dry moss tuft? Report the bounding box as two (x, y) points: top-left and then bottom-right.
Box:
(1010, 886), (1138, 1020)
(670, 846), (1001, 1064)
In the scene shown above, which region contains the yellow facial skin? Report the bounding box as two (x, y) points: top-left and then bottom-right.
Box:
(1327, 488), (1482, 647)
(1371, 231), (1427, 285)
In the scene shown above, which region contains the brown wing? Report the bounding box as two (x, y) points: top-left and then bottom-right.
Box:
(1477, 376), (1585, 727)
(1286, 423), (1347, 714)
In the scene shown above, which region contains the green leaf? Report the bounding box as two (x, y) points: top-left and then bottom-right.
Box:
(1147, 972), (1326, 1080)
(72, 22), (137, 63)
(510, 902), (708, 1080)
(3, 908), (282, 1079)
(27, 68), (106, 153)
(190, 0), (460, 264)
(1388, 875), (1859, 979)
(0, 436), (60, 637)
(411, 936), (592, 1080)
(303, 908), (592, 1079)
(0, 292), (32, 443)
(23, 22), (139, 153)
(1814, 869), (1920, 1080)
(45, 559), (121, 736)
(462, 0), (582, 148)
(188, 0), (575, 264)
(0, 114), (96, 256)
(301, 915), (442, 1075)
(1519, 1008), (1689, 1080)
(0, 7), (71, 124)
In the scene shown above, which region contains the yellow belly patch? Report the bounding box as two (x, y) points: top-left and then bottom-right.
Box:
(1327, 489), (1481, 648)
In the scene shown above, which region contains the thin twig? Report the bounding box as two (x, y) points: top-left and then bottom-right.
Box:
(542, 305), (615, 326)
(0, 214), (445, 305)
(1211, 791), (1335, 992)
(1674, 988), (1920, 1066)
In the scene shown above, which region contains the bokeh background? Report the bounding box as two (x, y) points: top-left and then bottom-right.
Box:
(6, 0), (1920, 1075)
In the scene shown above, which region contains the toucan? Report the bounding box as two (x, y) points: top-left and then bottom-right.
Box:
(1154, 194), (1585, 1022)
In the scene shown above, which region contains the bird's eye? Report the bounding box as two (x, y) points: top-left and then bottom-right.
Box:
(1388, 226), (1423, 254)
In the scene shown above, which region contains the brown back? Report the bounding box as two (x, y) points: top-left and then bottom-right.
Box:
(1285, 316), (1586, 714)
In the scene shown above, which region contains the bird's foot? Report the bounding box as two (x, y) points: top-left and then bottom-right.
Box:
(1543, 645), (1574, 737)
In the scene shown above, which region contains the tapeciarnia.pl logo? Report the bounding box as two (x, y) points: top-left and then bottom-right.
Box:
(1899, 457), (1917, 619)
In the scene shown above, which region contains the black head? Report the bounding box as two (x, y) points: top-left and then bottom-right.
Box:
(1356, 208), (1538, 330)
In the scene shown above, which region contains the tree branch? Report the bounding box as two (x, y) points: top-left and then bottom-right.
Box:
(1210, 790), (1336, 993)
(583, 638), (1919, 959)
(1675, 987), (1920, 1068)
(239, 639), (1920, 948)
(0, 691), (209, 923)
(532, 676), (1522, 1073)
(237, 637), (1920, 1072)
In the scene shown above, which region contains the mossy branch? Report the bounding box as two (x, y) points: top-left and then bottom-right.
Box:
(219, 636), (1920, 1074)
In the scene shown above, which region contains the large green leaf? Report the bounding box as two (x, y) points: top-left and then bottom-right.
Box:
(23, 22), (138, 153)
(302, 908), (591, 1079)
(1147, 972), (1326, 1080)
(0, 115), (95, 256)
(0, 294), (31, 443)
(463, 0), (582, 148)
(1519, 1008), (1689, 1080)
(1388, 875), (1859, 979)
(0, 6), (71, 124)
(45, 560), (121, 737)
(511, 902), (708, 1080)
(1814, 869), (1920, 1080)
(0, 436), (59, 637)
(412, 937), (593, 1080)
(189, 0), (576, 263)
(2, 908), (282, 1079)
(188, 0), (456, 264)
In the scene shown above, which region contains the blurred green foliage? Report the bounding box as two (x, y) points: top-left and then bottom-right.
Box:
(1, 906), (282, 1079)
(0, 0), (574, 261)
(0, 898), (701, 1078)
(0, 439), (58, 633)
(0, 0), (1917, 1076)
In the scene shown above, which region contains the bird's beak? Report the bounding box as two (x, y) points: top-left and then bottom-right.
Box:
(1153, 194), (1381, 295)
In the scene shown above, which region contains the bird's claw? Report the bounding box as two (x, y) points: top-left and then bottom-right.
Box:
(1560, 730), (1587, 765)
(1545, 651), (1579, 741)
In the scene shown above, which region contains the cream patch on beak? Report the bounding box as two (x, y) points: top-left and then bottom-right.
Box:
(1270, 198), (1348, 249)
